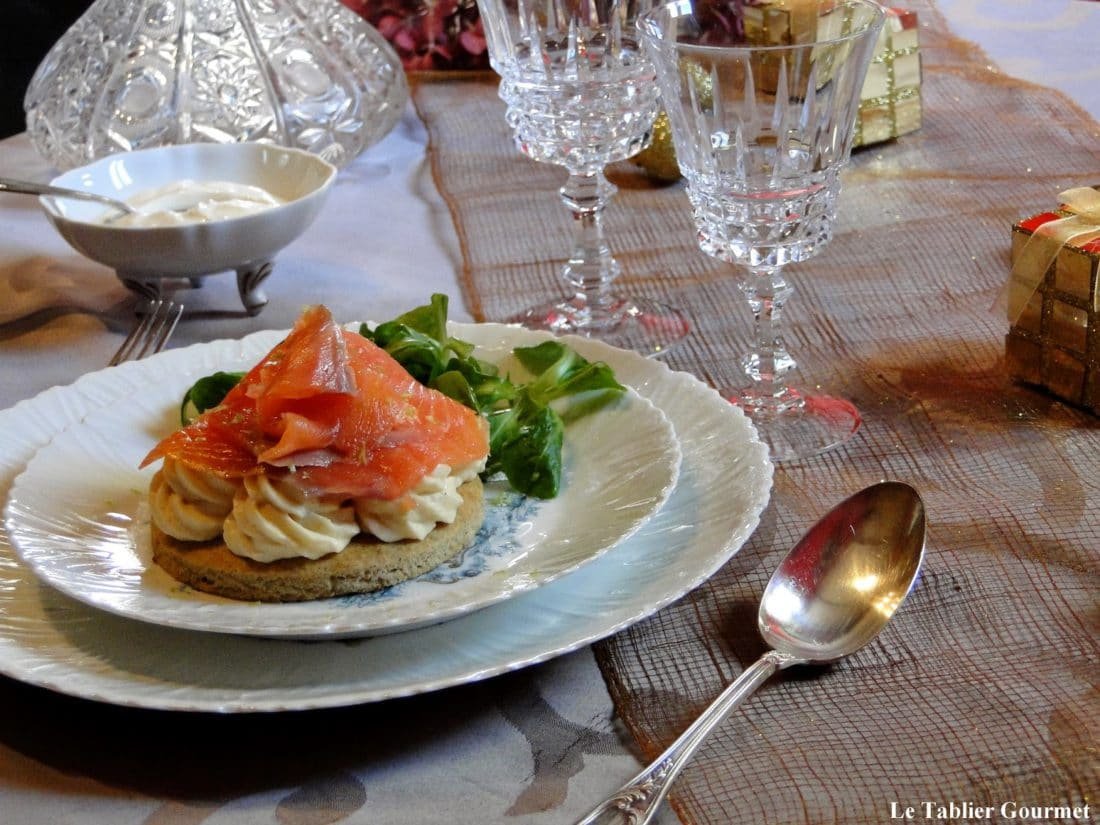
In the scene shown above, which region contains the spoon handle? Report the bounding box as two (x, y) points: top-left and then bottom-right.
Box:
(574, 649), (796, 825)
(0, 177), (130, 213)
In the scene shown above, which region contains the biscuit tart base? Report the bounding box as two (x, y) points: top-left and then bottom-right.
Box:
(151, 478), (485, 602)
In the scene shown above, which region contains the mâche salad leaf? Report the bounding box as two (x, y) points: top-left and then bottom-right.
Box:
(179, 295), (625, 498)
(362, 295), (626, 497)
(180, 371), (245, 425)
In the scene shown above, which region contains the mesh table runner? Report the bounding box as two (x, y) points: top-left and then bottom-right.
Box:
(410, 2), (1100, 820)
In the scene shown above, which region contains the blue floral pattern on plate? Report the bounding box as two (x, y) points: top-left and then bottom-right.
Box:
(339, 484), (541, 605)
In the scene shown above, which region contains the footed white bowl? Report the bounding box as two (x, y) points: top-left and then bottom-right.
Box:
(42, 142), (336, 315)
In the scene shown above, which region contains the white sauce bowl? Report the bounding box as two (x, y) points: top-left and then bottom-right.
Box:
(41, 142), (336, 285)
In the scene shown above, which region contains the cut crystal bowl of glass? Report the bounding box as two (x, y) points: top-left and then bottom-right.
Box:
(24, 0), (408, 171)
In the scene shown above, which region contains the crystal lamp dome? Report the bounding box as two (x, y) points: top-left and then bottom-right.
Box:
(24, 0), (408, 171)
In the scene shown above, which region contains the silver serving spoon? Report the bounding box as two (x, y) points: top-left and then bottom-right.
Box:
(0, 176), (135, 216)
(575, 481), (926, 825)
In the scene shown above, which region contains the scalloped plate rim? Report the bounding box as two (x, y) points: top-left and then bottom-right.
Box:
(0, 321), (773, 711)
(3, 324), (681, 639)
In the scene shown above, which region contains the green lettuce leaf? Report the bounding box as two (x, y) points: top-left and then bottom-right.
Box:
(180, 371), (245, 425)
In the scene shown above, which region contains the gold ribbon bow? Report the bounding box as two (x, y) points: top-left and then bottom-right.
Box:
(1006, 186), (1100, 323)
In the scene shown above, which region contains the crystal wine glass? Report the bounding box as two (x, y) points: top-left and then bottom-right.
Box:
(640, 0), (884, 459)
(476, 0), (689, 355)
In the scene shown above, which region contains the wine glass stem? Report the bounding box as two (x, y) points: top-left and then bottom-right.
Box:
(560, 170), (621, 313)
(740, 264), (801, 414)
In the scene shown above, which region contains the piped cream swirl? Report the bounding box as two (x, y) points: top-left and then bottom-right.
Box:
(150, 455), (486, 559)
(357, 466), (452, 542)
(222, 474), (359, 562)
(354, 457), (486, 542)
(149, 457), (238, 541)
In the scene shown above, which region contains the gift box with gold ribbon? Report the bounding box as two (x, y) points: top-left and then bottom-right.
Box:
(741, 0), (834, 45)
(1005, 187), (1100, 413)
(633, 3), (923, 180)
(853, 7), (921, 147)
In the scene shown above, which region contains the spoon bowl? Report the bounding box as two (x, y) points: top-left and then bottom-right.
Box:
(575, 481), (926, 825)
(759, 480), (926, 662)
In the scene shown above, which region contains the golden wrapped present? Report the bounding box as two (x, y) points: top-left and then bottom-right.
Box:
(743, 2), (921, 146)
(853, 8), (922, 147)
(633, 3), (922, 180)
(739, 0), (841, 95)
(1004, 187), (1100, 414)
(741, 0), (838, 46)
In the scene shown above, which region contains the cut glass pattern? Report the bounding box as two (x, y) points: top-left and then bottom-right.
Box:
(24, 0), (408, 170)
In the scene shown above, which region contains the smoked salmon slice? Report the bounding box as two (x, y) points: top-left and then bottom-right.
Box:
(142, 305), (490, 501)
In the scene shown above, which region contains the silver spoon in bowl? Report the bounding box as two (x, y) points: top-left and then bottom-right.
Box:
(0, 176), (135, 216)
(575, 481), (927, 825)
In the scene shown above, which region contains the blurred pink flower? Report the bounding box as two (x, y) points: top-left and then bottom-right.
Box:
(342, 0), (488, 71)
(697, 0), (753, 44)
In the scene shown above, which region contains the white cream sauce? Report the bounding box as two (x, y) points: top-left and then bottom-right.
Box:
(222, 474), (360, 562)
(151, 457), (488, 561)
(149, 457), (239, 541)
(106, 180), (283, 227)
(354, 458), (486, 543)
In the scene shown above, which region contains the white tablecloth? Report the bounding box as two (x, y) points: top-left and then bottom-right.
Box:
(936, 0), (1100, 120)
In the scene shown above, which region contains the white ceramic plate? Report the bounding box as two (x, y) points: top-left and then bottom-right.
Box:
(5, 326), (680, 639)
(0, 323), (771, 711)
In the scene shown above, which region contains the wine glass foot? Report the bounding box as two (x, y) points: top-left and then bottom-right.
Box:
(512, 295), (689, 357)
(730, 388), (861, 462)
